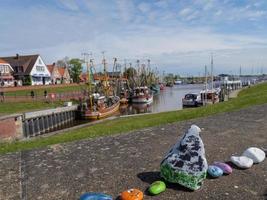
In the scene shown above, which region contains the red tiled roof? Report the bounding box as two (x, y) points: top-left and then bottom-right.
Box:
(46, 64), (55, 73)
(58, 67), (65, 76)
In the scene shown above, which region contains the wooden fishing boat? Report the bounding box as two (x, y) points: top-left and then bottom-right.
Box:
(131, 86), (153, 103)
(78, 54), (120, 120)
(80, 95), (120, 120)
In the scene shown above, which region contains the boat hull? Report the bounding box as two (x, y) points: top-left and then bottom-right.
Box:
(81, 99), (120, 120)
(131, 95), (153, 104)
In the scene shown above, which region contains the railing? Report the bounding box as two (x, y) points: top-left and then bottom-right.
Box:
(0, 91), (85, 102)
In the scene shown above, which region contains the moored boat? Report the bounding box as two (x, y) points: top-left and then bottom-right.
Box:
(200, 88), (220, 105)
(79, 95), (120, 120)
(150, 84), (160, 95)
(131, 86), (153, 103)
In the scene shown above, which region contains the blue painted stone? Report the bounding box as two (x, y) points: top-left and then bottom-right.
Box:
(79, 192), (113, 200)
(207, 165), (223, 178)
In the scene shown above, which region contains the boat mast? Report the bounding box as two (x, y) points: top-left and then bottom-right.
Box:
(204, 65), (208, 106)
(113, 57), (118, 96)
(136, 59), (140, 87)
(102, 51), (108, 97)
(82, 52), (93, 110)
(211, 53), (214, 91)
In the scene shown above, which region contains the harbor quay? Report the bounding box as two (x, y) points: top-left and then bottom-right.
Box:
(0, 104), (266, 200)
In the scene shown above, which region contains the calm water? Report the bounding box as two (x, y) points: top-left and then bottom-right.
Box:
(119, 84), (204, 115)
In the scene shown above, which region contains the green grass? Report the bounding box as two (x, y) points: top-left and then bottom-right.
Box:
(1, 83), (267, 154)
(4, 84), (86, 96)
(0, 101), (64, 114)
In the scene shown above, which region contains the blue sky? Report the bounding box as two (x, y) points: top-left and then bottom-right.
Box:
(1, 0), (267, 75)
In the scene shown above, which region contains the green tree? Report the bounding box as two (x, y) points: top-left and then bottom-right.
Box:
(69, 58), (82, 83)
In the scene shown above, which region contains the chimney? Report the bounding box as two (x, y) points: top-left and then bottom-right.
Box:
(16, 54), (19, 59)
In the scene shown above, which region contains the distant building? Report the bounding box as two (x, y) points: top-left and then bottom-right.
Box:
(47, 63), (71, 84)
(58, 66), (71, 84)
(1, 54), (51, 85)
(0, 58), (15, 87)
(47, 63), (62, 84)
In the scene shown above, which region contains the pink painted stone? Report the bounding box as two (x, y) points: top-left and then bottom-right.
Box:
(213, 162), (232, 174)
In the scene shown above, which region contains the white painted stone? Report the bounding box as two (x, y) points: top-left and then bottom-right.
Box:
(230, 156), (253, 169)
(242, 147), (265, 164)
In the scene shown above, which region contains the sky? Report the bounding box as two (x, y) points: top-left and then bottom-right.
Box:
(1, 0), (267, 75)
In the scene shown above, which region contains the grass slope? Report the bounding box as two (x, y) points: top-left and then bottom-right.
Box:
(0, 101), (64, 114)
(4, 84), (85, 96)
(0, 83), (267, 154)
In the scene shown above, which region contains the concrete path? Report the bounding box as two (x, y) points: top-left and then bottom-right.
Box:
(0, 104), (267, 200)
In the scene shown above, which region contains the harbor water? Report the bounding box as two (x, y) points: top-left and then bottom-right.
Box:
(119, 84), (204, 115)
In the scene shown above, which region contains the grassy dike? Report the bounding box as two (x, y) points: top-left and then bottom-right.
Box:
(0, 101), (64, 114)
(0, 82), (267, 154)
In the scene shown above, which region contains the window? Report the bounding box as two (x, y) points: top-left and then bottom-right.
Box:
(36, 66), (44, 71)
(38, 59), (42, 65)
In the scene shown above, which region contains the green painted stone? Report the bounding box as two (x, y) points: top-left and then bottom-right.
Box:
(148, 181), (166, 195)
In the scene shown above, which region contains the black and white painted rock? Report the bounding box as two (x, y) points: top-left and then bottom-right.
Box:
(160, 125), (208, 190)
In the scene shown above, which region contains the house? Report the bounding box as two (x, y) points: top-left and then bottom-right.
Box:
(0, 58), (15, 87)
(47, 63), (71, 84)
(58, 66), (71, 84)
(0, 54), (51, 85)
(47, 63), (61, 84)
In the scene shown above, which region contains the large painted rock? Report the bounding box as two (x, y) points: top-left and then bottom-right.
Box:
(148, 181), (166, 195)
(160, 125), (208, 190)
(79, 192), (112, 200)
(213, 162), (232, 174)
(120, 189), (143, 200)
(242, 147), (266, 164)
(230, 156), (253, 169)
(207, 165), (223, 178)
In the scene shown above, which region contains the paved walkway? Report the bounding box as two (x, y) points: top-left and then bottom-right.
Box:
(0, 104), (267, 200)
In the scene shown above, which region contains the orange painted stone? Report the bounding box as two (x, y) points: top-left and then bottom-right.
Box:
(120, 189), (143, 200)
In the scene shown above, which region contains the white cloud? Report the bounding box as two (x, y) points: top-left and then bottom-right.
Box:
(115, 0), (135, 22)
(1, 0), (267, 75)
(138, 2), (151, 13)
(179, 8), (192, 17)
(58, 0), (79, 11)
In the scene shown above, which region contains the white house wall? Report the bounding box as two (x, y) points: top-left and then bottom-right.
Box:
(30, 56), (51, 85)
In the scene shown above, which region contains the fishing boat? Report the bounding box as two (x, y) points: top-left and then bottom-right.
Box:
(160, 83), (165, 90)
(131, 86), (153, 104)
(166, 82), (173, 87)
(80, 94), (120, 120)
(79, 53), (120, 120)
(150, 83), (160, 95)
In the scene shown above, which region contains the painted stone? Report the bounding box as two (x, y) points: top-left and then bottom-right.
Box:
(213, 162), (232, 174)
(242, 147), (266, 164)
(148, 181), (166, 195)
(79, 192), (113, 200)
(160, 125), (208, 190)
(120, 189), (143, 200)
(207, 165), (223, 178)
(230, 156), (253, 169)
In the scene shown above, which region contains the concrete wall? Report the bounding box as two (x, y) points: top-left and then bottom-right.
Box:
(0, 114), (23, 140)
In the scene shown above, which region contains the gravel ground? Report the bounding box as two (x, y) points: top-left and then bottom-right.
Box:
(0, 104), (266, 200)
